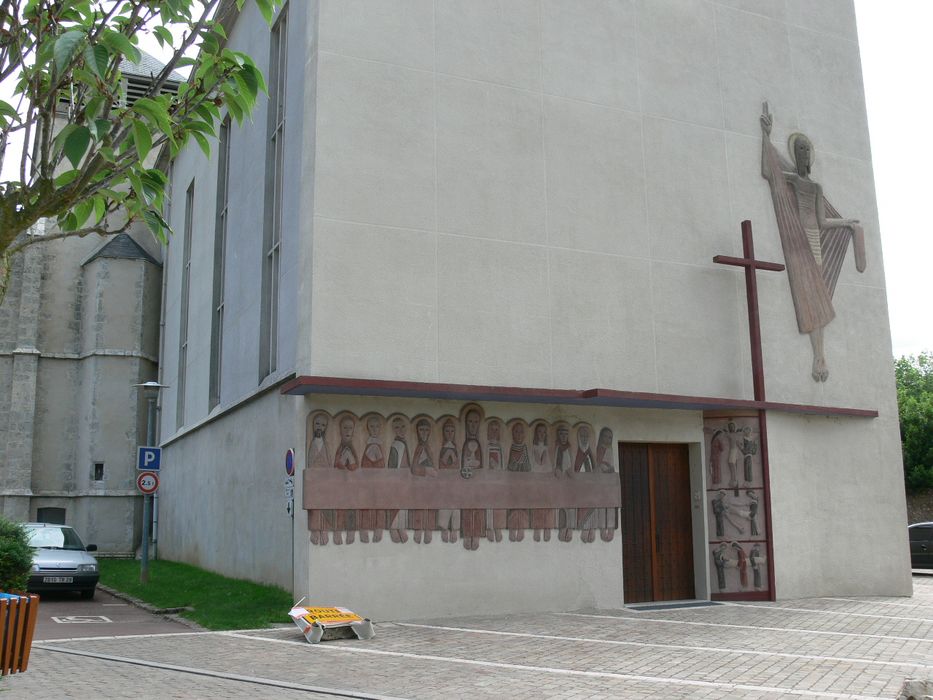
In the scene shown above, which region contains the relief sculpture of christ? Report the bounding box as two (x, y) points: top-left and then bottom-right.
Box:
(760, 102), (866, 382)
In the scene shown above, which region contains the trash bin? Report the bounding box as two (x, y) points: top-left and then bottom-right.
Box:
(0, 593), (40, 675)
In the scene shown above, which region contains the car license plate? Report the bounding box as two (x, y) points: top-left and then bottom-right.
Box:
(43, 576), (73, 583)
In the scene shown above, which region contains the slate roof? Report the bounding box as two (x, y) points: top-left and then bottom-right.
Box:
(82, 233), (160, 267)
(119, 50), (185, 83)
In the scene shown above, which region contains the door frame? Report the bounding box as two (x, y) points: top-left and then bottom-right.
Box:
(619, 441), (708, 603)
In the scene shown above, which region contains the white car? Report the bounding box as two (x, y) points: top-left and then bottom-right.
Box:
(26, 522), (100, 599)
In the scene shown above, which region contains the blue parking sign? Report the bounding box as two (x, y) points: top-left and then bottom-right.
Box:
(137, 446), (161, 471)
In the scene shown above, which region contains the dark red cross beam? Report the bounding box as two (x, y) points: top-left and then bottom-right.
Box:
(714, 220), (785, 402)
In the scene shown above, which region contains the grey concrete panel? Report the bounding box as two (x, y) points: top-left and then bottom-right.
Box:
(318, 0), (434, 71)
(436, 77), (546, 244)
(635, 0), (723, 128)
(309, 218), (438, 382)
(541, 0), (639, 111)
(548, 249), (657, 393)
(643, 117), (734, 265)
(789, 28), (870, 161)
(543, 96), (648, 257)
(314, 52), (435, 232)
(715, 5), (799, 137)
(435, 0), (541, 91)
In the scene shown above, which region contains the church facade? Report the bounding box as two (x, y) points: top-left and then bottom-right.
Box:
(156, 0), (910, 619)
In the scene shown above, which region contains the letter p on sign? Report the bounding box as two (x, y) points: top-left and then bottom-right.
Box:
(137, 446), (162, 471)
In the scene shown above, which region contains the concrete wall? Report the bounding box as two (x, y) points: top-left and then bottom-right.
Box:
(158, 389), (299, 591)
(305, 0), (889, 416)
(160, 0), (310, 436)
(769, 410), (911, 597)
(296, 394), (707, 620)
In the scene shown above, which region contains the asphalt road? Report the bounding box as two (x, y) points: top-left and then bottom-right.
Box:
(31, 587), (192, 641)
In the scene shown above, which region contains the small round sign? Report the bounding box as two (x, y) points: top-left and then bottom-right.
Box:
(137, 471), (159, 495)
(285, 448), (295, 477)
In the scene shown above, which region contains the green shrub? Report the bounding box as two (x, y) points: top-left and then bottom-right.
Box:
(0, 516), (33, 592)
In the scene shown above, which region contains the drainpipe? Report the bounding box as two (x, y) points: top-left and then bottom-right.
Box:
(152, 162), (172, 560)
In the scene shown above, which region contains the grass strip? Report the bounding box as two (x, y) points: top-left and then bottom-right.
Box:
(99, 559), (293, 630)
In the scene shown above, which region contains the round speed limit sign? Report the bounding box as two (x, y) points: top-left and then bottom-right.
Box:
(137, 471), (160, 495)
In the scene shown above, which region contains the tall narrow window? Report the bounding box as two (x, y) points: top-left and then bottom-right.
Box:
(176, 180), (194, 429)
(260, 7), (287, 380)
(209, 118), (231, 409)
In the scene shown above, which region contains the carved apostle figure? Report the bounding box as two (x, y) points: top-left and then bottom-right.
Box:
(530, 422), (555, 542)
(358, 415), (386, 544)
(307, 412), (332, 545)
(308, 413), (330, 469)
(437, 419), (460, 543)
(595, 427), (616, 542)
(760, 102), (866, 382)
(333, 416), (359, 544)
(554, 424), (575, 542)
(385, 416), (410, 543)
(409, 418), (437, 543)
(506, 422), (531, 541)
(486, 420), (506, 542)
(574, 426), (597, 543)
(460, 408), (485, 550)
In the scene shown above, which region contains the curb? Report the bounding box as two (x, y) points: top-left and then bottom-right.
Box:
(97, 583), (207, 631)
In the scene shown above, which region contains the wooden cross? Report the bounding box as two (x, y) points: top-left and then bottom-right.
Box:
(714, 220), (785, 401)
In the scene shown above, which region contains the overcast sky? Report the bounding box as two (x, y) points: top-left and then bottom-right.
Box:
(855, 0), (932, 359)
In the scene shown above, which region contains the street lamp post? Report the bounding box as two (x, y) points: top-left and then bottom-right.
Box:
(134, 381), (167, 584)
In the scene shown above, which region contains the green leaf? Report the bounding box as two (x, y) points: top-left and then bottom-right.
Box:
(183, 120), (215, 137)
(61, 212), (78, 231)
(132, 97), (171, 134)
(54, 30), (85, 74)
(92, 196), (106, 224)
(255, 0), (277, 24)
(153, 26), (174, 48)
(0, 100), (20, 123)
(142, 209), (170, 243)
(83, 43), (110, 79)
(224, 94), (243, 124)
(93, 119), (112, 140)
(54, 170), (81, 187)
(142, 169), (168, 187)
(73, 200), (94, 228)
(191, 131), (211, 158)
(101, 30), (141, 64)
(236, 65), (260, 100)
(84, 96), (105, 121)
(63, 126), (91, 168)
(200, 30), (220, 55)
(133, 121), (152, 161)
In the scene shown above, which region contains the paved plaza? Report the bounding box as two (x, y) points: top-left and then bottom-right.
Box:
(4, 575), (932, 699)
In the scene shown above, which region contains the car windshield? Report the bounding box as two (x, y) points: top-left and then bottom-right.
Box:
(27, 526), (86, 551)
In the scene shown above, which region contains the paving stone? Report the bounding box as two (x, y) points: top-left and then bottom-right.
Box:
(2, 575), (931, 699)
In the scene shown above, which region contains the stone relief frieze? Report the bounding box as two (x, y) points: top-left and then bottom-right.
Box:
(704, 414), (770, 596)
(304, 404), (620, 550)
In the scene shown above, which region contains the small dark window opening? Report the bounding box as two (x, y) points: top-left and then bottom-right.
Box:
(37, 507), (66, 525)
(93, 462), (105, 481)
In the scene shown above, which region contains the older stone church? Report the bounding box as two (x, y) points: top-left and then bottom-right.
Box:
(155, 0), (909, 619)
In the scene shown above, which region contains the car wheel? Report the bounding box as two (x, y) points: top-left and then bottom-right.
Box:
(80, 588), (95, 600)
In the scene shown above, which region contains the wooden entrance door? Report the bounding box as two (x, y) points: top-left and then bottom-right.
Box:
(620, 443), (695, 603)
